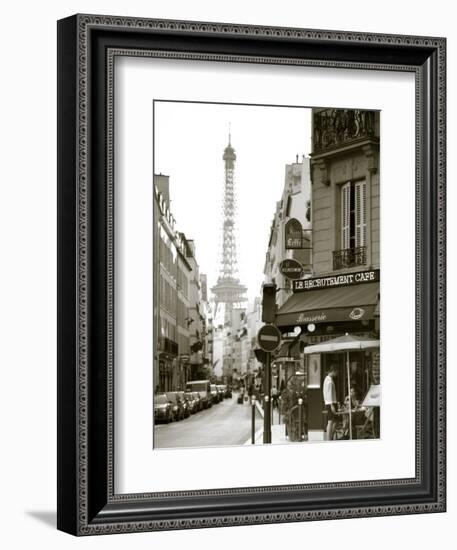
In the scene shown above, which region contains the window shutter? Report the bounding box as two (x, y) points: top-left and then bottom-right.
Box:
(341, 182), (351, 249)
(355, 180), (367, 247)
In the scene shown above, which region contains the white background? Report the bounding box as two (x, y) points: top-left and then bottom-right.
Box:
(0, 0), (455, 548)
(115, 58), (415, 493)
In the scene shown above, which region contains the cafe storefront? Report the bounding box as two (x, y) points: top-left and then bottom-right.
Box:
(275, 269), (380, 440)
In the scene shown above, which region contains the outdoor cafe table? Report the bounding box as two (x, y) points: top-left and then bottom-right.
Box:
(334, 409), (361, 440)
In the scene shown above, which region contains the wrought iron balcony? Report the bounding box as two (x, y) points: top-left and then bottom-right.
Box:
(158, 336), (179, 356)
(333, 246), (367, 270)
(313, 109), (376, 154)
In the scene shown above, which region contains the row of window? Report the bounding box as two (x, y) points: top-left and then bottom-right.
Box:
(159, 276), (176, 314)
(159, 236), (190, 298)
(159, 276), (192, 330)
(177, 265), (189, 298)
(177, 298), (189, 329)
(160, 317), (176, 342)
(159, 236), (175, 274)
(159, 316), (194, 354)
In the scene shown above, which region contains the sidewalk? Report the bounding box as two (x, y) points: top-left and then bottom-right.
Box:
(246, 424), (290, 445)
(243, 401), (296, 445)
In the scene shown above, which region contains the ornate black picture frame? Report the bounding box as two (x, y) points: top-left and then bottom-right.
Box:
(57, 14), (446, 535)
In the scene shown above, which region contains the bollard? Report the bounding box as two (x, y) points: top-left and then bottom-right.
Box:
(298, 398), (303, 441)
(263, 395), (271, 443)
(263, 352), (272, 444)
(251, 396), (256, 444)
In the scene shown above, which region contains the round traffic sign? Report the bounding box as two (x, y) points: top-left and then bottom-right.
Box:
(257, 324), (282, 353)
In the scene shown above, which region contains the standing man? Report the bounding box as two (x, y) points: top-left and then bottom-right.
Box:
(323, 364), (338, 440)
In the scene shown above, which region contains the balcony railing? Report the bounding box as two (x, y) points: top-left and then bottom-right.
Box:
(158, 336), (179, 356)
(333, 246), (367, 270)
(313, 109), (376, 154)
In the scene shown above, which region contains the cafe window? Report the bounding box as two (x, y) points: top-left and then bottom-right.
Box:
(341, 180), (367, 249)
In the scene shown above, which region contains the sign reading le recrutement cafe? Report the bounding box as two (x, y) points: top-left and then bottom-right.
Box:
(293, 269), (380, 292)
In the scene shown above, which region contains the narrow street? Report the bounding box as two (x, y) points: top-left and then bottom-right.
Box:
(154, 393), (262, 449)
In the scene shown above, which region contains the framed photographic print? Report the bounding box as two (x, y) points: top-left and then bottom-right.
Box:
(57, 14), (446, 535)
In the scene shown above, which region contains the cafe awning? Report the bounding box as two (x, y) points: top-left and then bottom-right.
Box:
(275, 282), (379, 327)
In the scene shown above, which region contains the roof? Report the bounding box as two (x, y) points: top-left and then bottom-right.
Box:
(275, 282), (379, 327)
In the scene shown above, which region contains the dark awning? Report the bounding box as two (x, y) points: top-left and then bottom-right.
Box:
(275, 282), (379, 327)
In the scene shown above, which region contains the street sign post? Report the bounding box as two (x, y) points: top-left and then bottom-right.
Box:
(257, 324), (282, 443)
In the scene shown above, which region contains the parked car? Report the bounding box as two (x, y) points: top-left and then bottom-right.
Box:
(154, 393), (173, 423)
(186, 380), (212, 409)
(176, 391), (191, 418)
(210, 384), (220, 404)
(165, 391), (185, 421)
(225, 385), (232, 398)
(192, 391), (203, 411)
(217, 384), (227, 399)
(184, 391), (199, 414)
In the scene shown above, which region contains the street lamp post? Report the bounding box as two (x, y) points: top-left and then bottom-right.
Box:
(263, 352), (272, 444)
(298, 397), (304, 441)
(251, 396), (256, 444)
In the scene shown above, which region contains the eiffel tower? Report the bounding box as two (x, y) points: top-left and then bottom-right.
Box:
(211, 131), (247, 324)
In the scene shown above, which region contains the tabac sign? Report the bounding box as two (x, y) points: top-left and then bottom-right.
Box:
(293, 269), (380, 292)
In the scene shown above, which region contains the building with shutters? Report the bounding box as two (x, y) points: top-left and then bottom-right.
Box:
(310, 108), (379, 275)
(154, 174), (211, 392)
(275, 108), (381, 440)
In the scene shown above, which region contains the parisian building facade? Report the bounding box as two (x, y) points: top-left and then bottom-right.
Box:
(269, 109), (381, 439)
(306, 108), (380, 436)
(263, 156), (313, 390)
(154, 174), (212, 392)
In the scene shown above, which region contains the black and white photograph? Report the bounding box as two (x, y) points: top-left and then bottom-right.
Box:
(0, 0), (451, 543)
(153, 101), (380, 449)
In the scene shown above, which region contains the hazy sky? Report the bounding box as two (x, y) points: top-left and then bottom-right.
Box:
(154, 101), (311, 302)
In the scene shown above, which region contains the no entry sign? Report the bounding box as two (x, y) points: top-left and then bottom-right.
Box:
(257, 324), (282, 353)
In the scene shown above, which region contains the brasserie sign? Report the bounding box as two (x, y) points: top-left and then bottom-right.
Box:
(293, 269), (380, 292)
